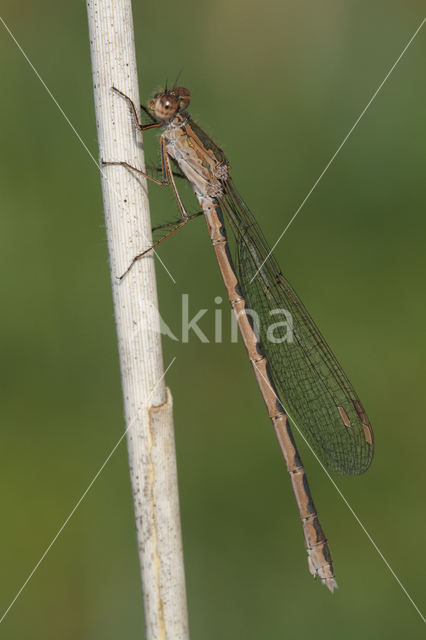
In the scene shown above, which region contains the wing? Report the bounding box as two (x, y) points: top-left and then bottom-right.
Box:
(218, 179), (374, 475)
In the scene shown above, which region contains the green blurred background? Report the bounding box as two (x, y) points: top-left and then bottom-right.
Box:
(0, 1), (425, 638)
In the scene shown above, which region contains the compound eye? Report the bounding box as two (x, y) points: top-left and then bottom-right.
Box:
(152, 93), (179, 119)
(174, 87), (191, 110)
(161, 95), (177, 110)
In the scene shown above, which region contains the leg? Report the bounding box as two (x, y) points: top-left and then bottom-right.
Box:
(146, 164), (186, 180)
(112, 87), (162, 132)
(102, 159), (168, 187)
(119, 217), (192, 280)
(152, 211), (203, 232)
(117, 140), (195, 280)
(103, 137), (187, 193)
(141, 103), (157, 124)
(103, 131), (169, 186)
(162, 142), (190, 221)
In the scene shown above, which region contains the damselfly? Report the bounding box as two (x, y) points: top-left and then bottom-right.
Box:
(104, 85), (374, 592)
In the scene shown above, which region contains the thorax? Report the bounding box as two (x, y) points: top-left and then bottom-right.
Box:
(162, 114), (229, 200)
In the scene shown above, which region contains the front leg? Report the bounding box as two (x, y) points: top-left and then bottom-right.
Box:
(141, 103), (158, 124)
(112, 87), (162, 132)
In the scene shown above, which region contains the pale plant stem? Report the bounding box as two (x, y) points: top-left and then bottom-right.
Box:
(86, 1), (189, 637)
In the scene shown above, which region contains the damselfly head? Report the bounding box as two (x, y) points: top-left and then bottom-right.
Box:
(148, 87), (191, 120)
